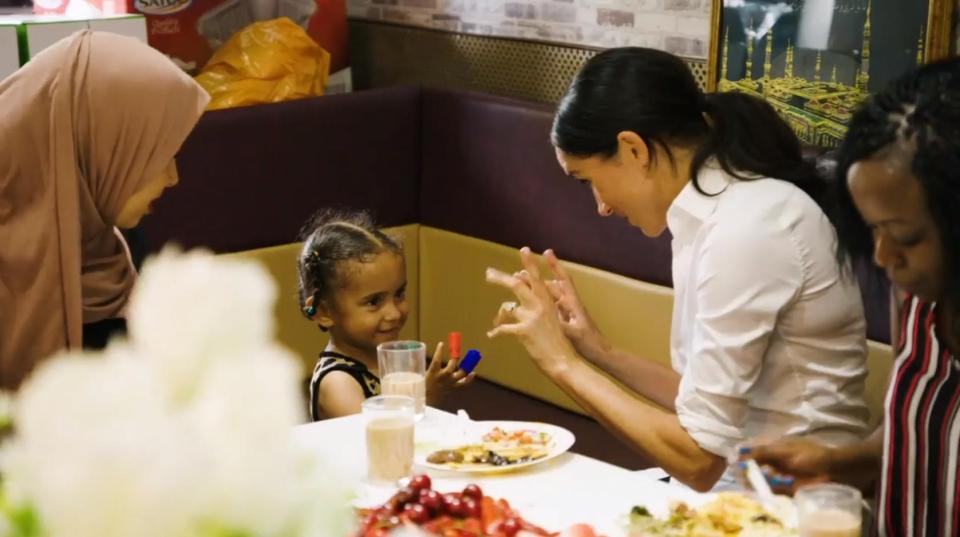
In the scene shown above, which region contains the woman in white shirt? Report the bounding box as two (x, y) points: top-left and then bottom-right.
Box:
(486, 47), (869, 491)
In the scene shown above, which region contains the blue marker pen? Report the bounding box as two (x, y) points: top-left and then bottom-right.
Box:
(459, 349), (482, 374)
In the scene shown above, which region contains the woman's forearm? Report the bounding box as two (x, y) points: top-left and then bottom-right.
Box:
(582, 340), (681, 411)
(546, 356), (727, 492)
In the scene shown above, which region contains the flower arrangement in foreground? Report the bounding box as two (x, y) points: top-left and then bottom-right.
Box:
(0, 249), (353, 537)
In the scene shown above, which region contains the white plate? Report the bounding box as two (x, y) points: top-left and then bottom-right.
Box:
(414, 420), (576, 474)
(624, 491), (799, 536)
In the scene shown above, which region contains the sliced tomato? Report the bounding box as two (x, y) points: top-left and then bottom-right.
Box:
(559, 524), (599, 537)
(481, 495), (508, 533)
(421, 515), (455, 534)
(461, 516), (483, 536)
(517, 516), (558, 536)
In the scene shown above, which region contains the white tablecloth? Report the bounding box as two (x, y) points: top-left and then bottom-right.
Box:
(292, 408), (706, 536)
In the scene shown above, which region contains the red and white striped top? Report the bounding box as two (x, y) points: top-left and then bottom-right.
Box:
(878, 295), (960, 536)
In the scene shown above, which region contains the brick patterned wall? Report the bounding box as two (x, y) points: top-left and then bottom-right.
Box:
(349, 0), (959, 62)
(347, 0), (713, 59)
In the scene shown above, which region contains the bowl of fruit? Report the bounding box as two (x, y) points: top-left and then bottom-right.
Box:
(355, 474), (557, 537)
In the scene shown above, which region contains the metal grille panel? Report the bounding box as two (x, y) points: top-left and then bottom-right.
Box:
(350, 20), (709, 104)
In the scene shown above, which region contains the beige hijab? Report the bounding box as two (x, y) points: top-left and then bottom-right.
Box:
(0, 31), (209, 389)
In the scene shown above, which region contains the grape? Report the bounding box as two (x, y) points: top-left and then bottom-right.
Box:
(408, 474), (432, 492)
(403, 503), (430, 524)
(443, 495), (464, 517)
(461, 497), (481, 518)
(499, 518), (520, 537)
(392, 487), (416, 509)
(418, 489), (443, 512)
(461, 484), (483, 500)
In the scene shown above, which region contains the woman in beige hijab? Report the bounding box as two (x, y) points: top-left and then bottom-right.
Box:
(0, 31), (209, 389)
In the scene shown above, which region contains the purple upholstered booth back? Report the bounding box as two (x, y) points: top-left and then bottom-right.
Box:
(140, 86), (422, 253)
(140, 86), (891, 343)
(416, 88), (890, 342)
(417, 87), (675, 288)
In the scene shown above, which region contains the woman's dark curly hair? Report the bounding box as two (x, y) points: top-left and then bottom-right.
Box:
(833, 57), (960, 307)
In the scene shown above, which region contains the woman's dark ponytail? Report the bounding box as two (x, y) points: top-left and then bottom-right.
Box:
(553, 47), (825, 207)
(694, 92), (824, 204)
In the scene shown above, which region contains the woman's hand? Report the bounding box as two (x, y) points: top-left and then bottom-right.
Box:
(542, 249), (608, 362)
(743, 438), (835, 495)
(425, 342), (475, 406)
(486, 247), (578, 376)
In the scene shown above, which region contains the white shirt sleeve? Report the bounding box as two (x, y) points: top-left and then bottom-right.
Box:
(675, 218), (804, 458)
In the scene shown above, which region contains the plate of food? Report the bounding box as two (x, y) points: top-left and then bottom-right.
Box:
(416, 420), (575, 474)
(627, 492), (798, 537)
(354, 474), (561, 537)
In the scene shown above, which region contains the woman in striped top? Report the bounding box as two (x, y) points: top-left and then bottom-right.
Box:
(749, 58), (960, 535)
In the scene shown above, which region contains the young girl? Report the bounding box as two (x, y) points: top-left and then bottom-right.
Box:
(298, 209), (475, 420)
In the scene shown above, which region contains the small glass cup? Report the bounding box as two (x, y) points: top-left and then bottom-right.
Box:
(795, 483), (863, 537)
(362, 395), (416, 483)
(378, 340), (427, 420)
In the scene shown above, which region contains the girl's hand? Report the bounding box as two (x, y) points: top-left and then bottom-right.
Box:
(425, 342), (475, 406)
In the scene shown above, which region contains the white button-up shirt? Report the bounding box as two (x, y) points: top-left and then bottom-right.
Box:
(668, 165), (870, 463)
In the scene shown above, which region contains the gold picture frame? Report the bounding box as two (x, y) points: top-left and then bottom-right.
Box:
(707, 0), (955, 148)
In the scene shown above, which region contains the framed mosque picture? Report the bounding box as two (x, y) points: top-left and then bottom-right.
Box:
(706, 0), (955, 148)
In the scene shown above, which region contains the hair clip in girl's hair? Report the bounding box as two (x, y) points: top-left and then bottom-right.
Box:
(303, 305), (317, 317)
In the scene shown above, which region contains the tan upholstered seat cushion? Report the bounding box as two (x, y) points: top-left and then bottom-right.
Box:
(222, 224), (891, 428)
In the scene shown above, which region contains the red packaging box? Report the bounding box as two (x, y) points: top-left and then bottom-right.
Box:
(125, 0), (347, 74)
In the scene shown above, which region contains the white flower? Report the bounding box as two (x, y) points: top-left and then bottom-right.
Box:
(3, 346), (206, 537)
(126, 247), (278, 405)
(183, 351), (307, 536)
(1, 249), (353, 537)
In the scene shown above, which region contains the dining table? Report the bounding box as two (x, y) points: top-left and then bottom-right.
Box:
(292, 407), (708, 536)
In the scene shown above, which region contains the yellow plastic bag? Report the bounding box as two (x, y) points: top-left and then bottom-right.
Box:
(195, 18), (331, 111)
